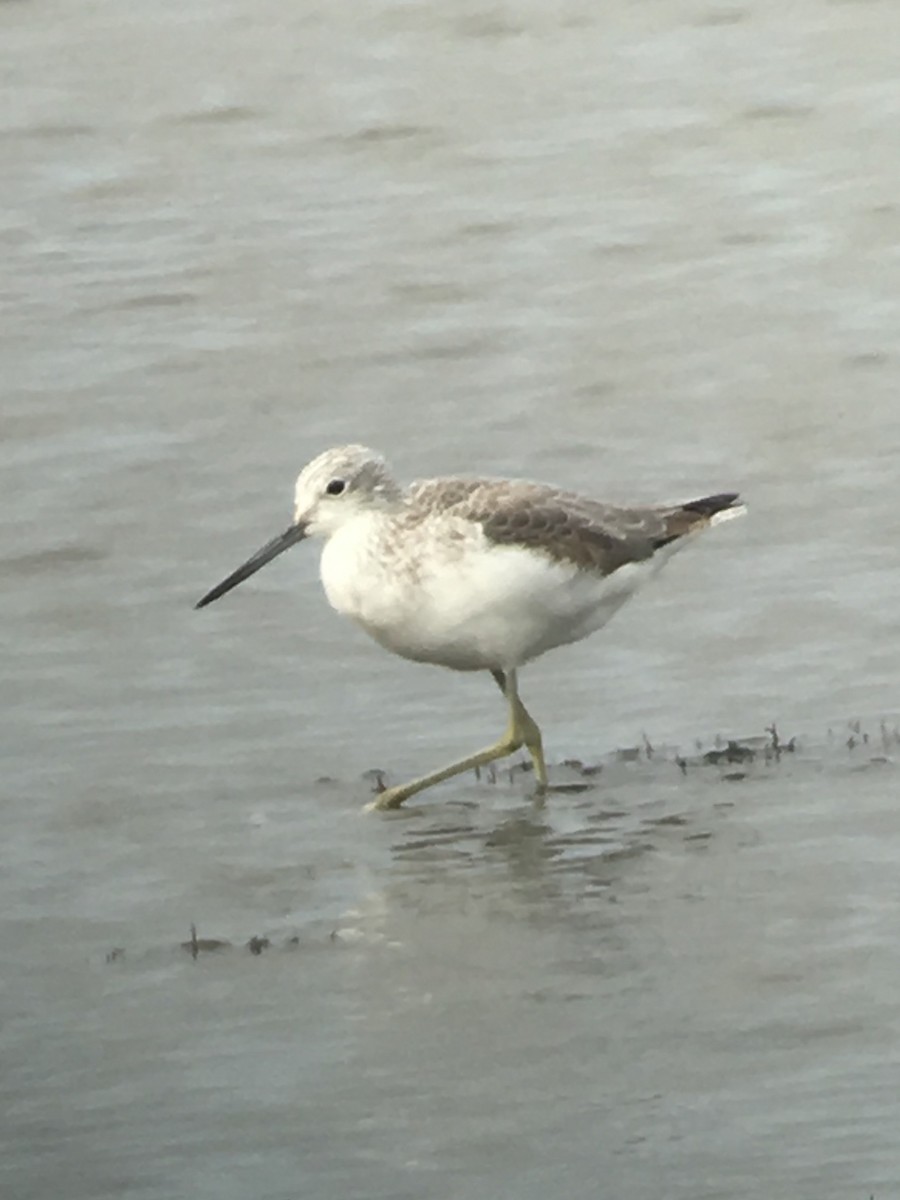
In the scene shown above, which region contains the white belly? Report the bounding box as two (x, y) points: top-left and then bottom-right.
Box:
(319, 514), (666, 672)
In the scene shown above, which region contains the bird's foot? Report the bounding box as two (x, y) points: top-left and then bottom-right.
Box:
(363, 783), (414, 812)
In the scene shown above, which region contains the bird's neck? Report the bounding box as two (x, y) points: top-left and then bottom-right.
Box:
(319, 508), (396, 619)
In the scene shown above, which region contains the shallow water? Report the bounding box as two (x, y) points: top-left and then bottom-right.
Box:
(3, 0), (899, 1197)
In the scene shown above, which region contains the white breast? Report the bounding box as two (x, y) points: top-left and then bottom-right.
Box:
(319, 512), (392, 621)
(318, 512), (668, 673)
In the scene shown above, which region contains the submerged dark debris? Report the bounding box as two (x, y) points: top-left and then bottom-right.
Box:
(385, 723), (796, 794)
(173, 925), (300, 959)
(102, 721), (896, 965)
(362, 718), (897, 798)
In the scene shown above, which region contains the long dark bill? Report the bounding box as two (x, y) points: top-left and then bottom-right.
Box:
(195, 523), (308, 609)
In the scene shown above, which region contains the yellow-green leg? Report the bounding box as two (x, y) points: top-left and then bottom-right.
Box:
(493, 669), (548, 792)
(366, 669), (547, 811)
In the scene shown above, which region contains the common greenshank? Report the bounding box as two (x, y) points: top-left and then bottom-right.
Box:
(196, 445), (744, 810)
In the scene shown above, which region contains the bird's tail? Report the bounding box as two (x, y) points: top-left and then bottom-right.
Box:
(682, 492), (746, 526)
(653, 492), (745, 549)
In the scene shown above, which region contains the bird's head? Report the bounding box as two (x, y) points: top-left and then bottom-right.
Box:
(194, 445), (400, 609)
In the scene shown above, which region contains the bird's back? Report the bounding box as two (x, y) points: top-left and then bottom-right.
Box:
(405, 475), (743, 575)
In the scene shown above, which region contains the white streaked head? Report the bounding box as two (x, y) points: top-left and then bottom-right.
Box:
(194, 445), (400, 610)
(293, 445), (402, 538)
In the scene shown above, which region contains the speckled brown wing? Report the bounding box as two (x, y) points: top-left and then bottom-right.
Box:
(407, 478), (742, 576)
(409, 479), (653, 575)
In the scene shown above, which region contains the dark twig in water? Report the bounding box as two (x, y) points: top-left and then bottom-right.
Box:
(363, 769), (387, 794)
(180, 924), (230, 957)
(703, 741), (754, 766)
(763, 724), (795, 762)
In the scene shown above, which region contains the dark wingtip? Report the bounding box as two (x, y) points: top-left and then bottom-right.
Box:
(651, 491), (743, 551)
(680, 492), (742, 518)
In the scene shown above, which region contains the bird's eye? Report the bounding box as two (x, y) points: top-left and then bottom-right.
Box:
(325, 478), (346, 496)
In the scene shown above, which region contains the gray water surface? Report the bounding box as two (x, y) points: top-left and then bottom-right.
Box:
(3, 1), (899, 1197)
